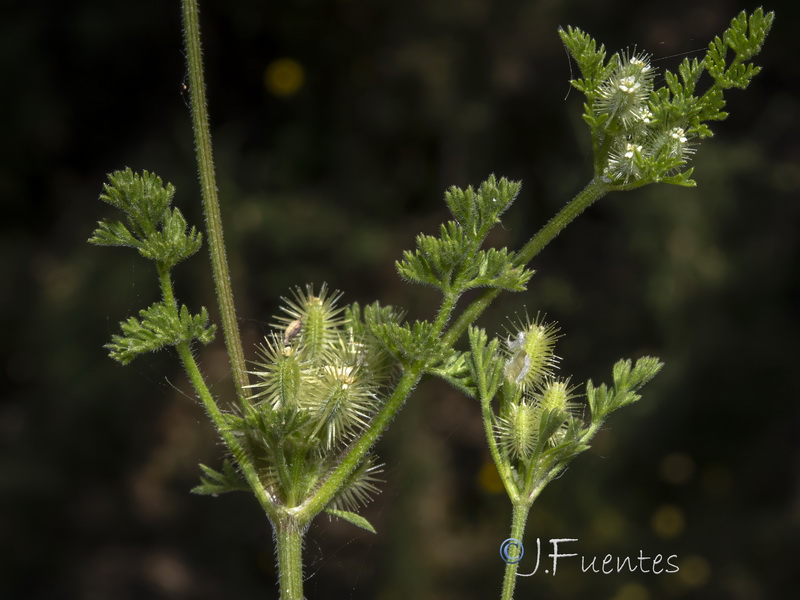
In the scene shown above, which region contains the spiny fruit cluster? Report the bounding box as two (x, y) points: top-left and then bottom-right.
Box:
(469, 314), (663, 504)
(215, 285), (393, 515)
(495, 316), (583, 466)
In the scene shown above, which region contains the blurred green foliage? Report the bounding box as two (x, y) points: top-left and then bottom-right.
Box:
(1, 0), (797, 598)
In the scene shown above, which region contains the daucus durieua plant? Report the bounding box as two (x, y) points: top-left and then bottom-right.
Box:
(90, 3), (772, 599)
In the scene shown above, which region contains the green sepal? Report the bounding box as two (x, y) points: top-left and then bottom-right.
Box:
(324, 508), (377, 534)
(191, 459), (249, 496)
(106, 301), (216, 365)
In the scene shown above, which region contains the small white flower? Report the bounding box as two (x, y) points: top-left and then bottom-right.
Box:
(595, 50), (655, 130)
(670, 127), (688, 144)
(605, 138), (645, 183)
(618, 76), (641, 94)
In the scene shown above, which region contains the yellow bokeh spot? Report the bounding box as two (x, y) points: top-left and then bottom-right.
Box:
(611, 582), (651, 600)
(590, 507), (625, 542)
(477, 460), (505, 494)
(677, 555), (711, 587)
(660, 452), (695, 485)
(651, 504), (685, 539)
(265, 58), (305, 97)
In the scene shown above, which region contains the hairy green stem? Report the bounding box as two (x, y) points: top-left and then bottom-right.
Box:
(157, 264), (177, 309)
(433, 291), (459, 333)
(296, 363), (425, 519)
(500, 502), (532, 600)
(182, 0), (250, 404)
(275, 517), (305, 600)
(514, 178), (609, 268)
(157, 257), (275, 519)
(444, 178), (609, 347)
(479, 390), (518, 504)
(176, 341), (278, 520)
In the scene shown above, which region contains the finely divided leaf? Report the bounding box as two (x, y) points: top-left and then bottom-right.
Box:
(98, 168), (175, 239)
(91, 168), (203, 268)
(586, 356), (663, 421)
(106, 301), (216, 364)
(558, 26), (612, 95)
(138, 207), (203, 267)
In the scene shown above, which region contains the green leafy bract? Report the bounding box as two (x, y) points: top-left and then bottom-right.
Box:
(91, 168), (216, 363)
(106, 302), (216, 365)
(90, 168), (202, 268)
(585, 356), (664, 420)
(192, 459), (249, 496)
(395, 176), (533, 294)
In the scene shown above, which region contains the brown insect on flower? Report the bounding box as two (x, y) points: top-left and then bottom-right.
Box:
(283, 319), (303, 346)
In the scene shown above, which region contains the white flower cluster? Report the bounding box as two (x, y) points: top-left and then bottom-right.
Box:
(596, 52), (694, 185)
(596, 51), (655, 128)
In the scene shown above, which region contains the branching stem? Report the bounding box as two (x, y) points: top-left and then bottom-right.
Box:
(298, 180), (609, 524)
(156, 265), (276, 521)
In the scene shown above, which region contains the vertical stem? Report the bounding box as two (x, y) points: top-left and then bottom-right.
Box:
(275, 517), (305, 600)
(500, 503), (532, 600)
(181, 0), (250, 403)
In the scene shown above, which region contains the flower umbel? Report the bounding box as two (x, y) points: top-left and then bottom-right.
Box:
(596, 50), (654, 129)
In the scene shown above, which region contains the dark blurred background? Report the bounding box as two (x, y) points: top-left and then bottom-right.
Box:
(1, 0), (798, 598)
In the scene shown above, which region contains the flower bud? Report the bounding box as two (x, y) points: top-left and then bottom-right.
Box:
(503, 316), (560, 391)
(249, 334), (306, 410)
(274, 284), (345, 361)
(496, 400), (540, 460)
